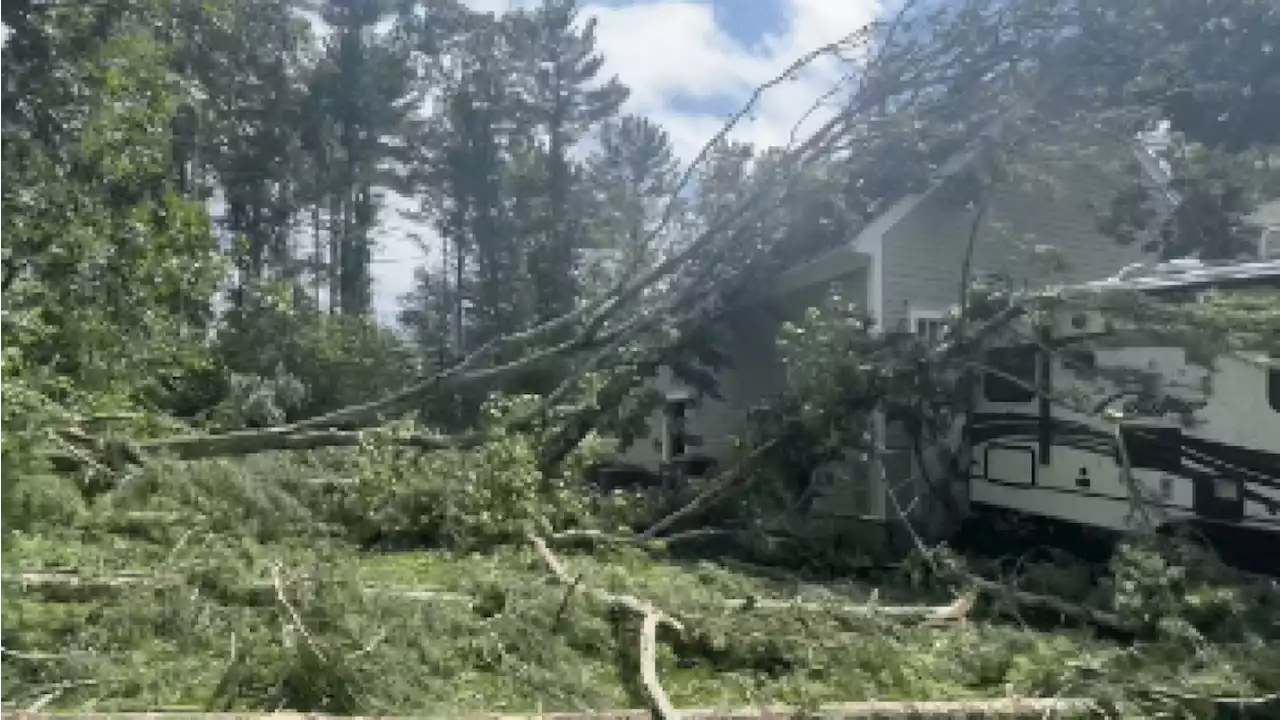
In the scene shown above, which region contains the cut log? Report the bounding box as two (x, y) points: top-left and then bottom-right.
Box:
(4, 571), (964, 625)
(529, 535), (684, 720)
(135, 429), (475, 461)
(0, 697), (1100, 719)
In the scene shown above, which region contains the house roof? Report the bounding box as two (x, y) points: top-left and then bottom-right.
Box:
(766, 116), (1174, 299)
(757, 114), (1011, 305)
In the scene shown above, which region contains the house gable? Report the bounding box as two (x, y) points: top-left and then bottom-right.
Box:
(879, 134), (1160, 332)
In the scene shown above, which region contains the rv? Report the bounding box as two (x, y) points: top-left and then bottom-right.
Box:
(960, 260), (1280, 568)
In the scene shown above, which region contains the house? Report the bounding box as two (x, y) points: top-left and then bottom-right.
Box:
(620, 120), (1182, 536)
(1247, 198), (1280, 260)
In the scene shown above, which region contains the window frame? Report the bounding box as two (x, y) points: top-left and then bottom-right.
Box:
(1268, 367), (1280, 414)
(909, 308), (950, 344)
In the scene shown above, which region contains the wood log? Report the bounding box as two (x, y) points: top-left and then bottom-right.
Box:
(3, 571), (969, 625)
(529, 535), (684, 720)
(0, 697), (1101, 719)
(11, 568), (1125, 633)
(135, 429), (474, 461)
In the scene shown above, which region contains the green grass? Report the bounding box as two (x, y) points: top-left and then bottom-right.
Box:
(7, 525), (1252, 716)
(3, 450), (1276, 716)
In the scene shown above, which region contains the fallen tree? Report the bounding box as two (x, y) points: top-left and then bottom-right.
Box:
(1, 697), (1104, 719)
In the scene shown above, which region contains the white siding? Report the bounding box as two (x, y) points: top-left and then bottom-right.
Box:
(881, 153), (1154, 331)
(620, 269), (871, 470)
(702, 271), (872, 462)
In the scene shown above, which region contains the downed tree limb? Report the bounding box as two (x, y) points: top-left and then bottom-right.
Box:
(7, 569), (972, 622)
(882, 489), (1128, 633)
(48, 428), (485, 470)
(967, 575), (1125, 631)
(716, 591), (975, 622)
(134, 428), (478, 461)
(529, 535), (684, 720)
(0, 697), (1102, 719)
(549, 527), (730, 546)
(9, 566), (1109, 631)
(641, 439), (780, 540)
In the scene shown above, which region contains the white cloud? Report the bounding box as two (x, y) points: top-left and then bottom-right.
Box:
(371, 0), (882, 323)
(588, 0), (878, 158)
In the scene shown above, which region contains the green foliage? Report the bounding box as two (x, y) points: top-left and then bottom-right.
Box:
(7, 0), (1280, 715)
(715, 292), (904, 569)
(321, 394), (617, 549)
(1, 0), (226, 531)
(206, 283), (418, 427)
(1099, 159), (1269, 261)
(7, 482), (1278, 715)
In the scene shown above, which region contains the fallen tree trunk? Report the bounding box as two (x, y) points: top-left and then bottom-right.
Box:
(8, 569), (966, 619)
(135, 428), (478, 461)
(529, 534), (684, 720)
(967, 575), (1124, 630)
(0, 697), (1101, 719)
(4, 570), (1058, 628)
(640, 439), (780, 540)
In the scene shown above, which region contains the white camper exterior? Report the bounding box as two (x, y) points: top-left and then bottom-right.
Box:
(965, 261), (1280, 537)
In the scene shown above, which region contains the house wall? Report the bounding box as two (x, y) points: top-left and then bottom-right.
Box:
(619, 267), (871, 470)
(880, 155), (1154, 331)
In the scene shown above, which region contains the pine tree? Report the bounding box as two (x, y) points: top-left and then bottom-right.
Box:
(307, 0), (417, 316)
(583, 114), (680, 289)
(507, 0), (629, 321)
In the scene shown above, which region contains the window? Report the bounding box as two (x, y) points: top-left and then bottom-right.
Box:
(1062, 347), (1097, 373)
(983, 345), (1039, 403)
(1269, 368), (1280, 413)
(664, 402), (686, 460)
(910, 309), (949, 344)
(1260, 228), (1279, 260)
(1212, 477), (1242, 502)
(662, 396), (694, 461)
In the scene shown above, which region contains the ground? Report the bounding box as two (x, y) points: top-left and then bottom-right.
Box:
(2, 451), (1276, 716)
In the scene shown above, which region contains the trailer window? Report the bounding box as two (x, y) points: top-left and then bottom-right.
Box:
(1270, 368), (1280, 413)
(1062, 347), (1096, 373)
(983, 346), (1038, 403)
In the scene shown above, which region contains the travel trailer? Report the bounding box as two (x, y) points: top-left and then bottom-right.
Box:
(961, 260), (1280, 560)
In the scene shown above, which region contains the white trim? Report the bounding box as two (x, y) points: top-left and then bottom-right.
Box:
(908, 308), (950, 342)
(869, 236), (884, 330)
(908, 307), (949, 321)
(1077, 259), (1280, 293)
(1259, 227), (1279, 260)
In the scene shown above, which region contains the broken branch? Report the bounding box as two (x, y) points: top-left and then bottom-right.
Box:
(529, 535), (684, 720)
(641, 439), (780, 540)
(137, 427), (478, 461)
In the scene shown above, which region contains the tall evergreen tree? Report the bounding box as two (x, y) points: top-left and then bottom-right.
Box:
(583, 114), (680, 288)
(507, 0), (629, 321)
(307, 0), (417, 316)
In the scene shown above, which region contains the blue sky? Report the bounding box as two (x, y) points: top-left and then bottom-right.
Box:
(373, 0), (884, 321)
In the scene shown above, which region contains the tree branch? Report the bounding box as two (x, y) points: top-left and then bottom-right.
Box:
(528, 535), (684, 720)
